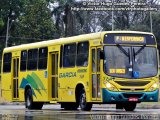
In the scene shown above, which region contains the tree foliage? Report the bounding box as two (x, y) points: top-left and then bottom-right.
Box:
(0, 0), (56, 46)
(0, 0), (26, 35)
(12, 0), (56, 44)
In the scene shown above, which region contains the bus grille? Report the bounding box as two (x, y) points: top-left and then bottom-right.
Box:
(115, 81), (150, 86)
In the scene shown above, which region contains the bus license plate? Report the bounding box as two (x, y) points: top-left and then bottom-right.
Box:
(128, 97), (138, 102)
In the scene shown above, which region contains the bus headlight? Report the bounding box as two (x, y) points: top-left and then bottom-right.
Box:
(148, 83), (159, 91)
(106, 82), (118, 91)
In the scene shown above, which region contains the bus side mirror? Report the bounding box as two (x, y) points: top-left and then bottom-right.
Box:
(100, 50), (104, 59)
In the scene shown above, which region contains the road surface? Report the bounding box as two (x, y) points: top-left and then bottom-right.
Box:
(0, 104), (160, 120)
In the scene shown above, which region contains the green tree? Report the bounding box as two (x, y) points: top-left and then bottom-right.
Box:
(151, 12), (160, 42)
(0, 0), (26, 35)
(0, 18), (4, 29)
(130, 11), (160, 42)
(52, 0), (77, 37)
(11, 0), (56, 45)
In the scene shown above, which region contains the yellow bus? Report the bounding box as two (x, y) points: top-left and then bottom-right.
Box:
(1, 31), (159, 111)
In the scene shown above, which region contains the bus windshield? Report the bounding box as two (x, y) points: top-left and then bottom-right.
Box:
(104, 46), (158, 78)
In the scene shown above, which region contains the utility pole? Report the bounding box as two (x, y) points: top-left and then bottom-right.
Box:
(149, 3), (153, 33)
(112, 11), (114, 31)
(150, 11), (153, 33)
(112, 0), (114, 31)
(5, 17), (9, 47)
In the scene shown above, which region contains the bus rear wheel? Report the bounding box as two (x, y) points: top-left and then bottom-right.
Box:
(25, 89), (43, 110)
(123, 103), (136, 111)
(79, 89), (92, 111)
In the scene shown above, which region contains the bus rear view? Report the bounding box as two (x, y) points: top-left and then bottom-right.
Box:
(102, 32), (159, 111)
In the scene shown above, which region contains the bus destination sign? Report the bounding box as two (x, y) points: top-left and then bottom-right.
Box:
(104, 33), (156, 45)
(114, 36), (145, 44)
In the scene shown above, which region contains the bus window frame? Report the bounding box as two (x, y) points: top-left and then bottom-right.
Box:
(76, 41), (89, 67)
(20, 50), (27, 71)
(38, 47), (48, 70)
(3, 52), (12, 73)
(27, 48), (38, 71)
(63, 43), (77, 68)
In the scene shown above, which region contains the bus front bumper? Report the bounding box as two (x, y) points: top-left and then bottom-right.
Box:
(102, 88), (159, 103)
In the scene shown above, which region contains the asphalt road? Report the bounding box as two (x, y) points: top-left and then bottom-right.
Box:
(0, 104), (160, 120)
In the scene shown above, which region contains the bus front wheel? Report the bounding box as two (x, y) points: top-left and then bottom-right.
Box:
(79, 89), (92, 111)
(25, 89), (43, 110)
(25, 89), (33, 109)
(123, 103), (136, 111)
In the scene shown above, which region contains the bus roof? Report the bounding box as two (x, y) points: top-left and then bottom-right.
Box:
(3, 31), (154, 53)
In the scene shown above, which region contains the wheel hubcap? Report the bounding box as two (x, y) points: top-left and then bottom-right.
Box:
(81, 93), (86, 107)
(27, 96), (31, 107)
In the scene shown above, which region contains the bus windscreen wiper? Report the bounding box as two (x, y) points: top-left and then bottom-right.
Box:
(134, 45), (146, 56)
(116, 44), (129, 57)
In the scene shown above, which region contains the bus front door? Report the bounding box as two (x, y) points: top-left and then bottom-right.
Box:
(50, 52), (58, 100)
(91, 48), (101, 101)
(12, 57), (19, 100)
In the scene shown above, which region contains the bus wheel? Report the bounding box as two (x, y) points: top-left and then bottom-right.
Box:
(123, 103), (136, 111)
(25, 89), (34, 109)
(25, 89), (44, 110)
(79, 89), (92, 111)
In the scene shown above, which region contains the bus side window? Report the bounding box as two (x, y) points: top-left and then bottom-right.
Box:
(77, 41), (89, 67)
(38, 47), (48, 69)
(3, 53), (12, 72)
(63, 43), (76, 67)
(27, 49), (38, 70)
(20, 50), (27, 71)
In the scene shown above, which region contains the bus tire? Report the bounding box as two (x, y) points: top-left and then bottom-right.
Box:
(25, 89), (44, 110)
(25, 89), (34, 109)
(79, 89), (92, 111)
(123, 103), (136, 111)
